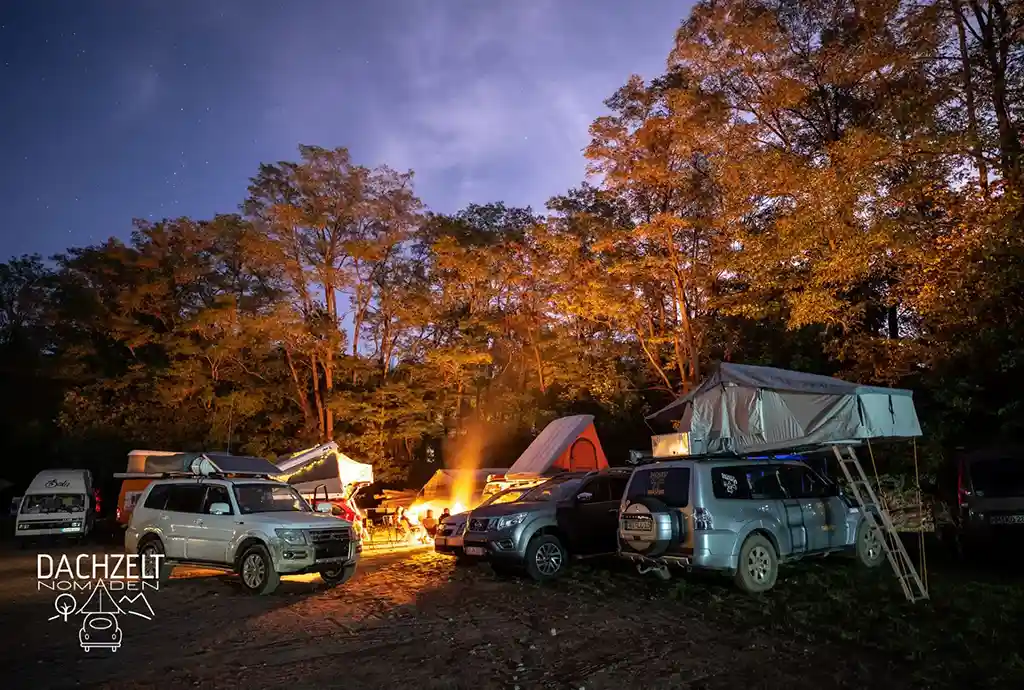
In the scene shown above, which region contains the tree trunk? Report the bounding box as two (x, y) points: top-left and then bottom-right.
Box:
(284, 346), (315, 429)
(952, 0), (989, 194)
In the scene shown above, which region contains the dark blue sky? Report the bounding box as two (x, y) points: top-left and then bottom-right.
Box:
(0, 1), (686, 261)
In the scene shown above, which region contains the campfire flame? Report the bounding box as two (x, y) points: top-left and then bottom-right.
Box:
(406, 419), (489, 525)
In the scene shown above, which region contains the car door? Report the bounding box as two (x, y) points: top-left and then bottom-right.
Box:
(779, 464), (836, 552)
(161, 485), (206, 559)
(568, 477), (613, 555)
(186, 484), (237, 562)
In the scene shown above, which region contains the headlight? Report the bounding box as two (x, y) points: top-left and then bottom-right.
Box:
(275, 529), (307, 545)
(495, 513), (528, 530)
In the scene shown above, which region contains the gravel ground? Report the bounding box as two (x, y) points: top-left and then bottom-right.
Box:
(0, 542), (921, 690)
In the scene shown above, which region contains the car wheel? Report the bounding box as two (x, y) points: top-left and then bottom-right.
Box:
(855, 520), (885, 568)
(137, 536), (172, 583)
(238, 543), (280, 595)
(524, 534), (567, 582)
(734, 534), (778, 594)
(320, 564), (357, 587)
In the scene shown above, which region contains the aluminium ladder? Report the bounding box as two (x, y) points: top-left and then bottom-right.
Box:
(831, 445), (930, 603)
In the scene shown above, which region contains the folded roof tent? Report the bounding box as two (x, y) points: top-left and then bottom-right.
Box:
(505, 414), (610, 479)
(275, 443), (374, 496)
(646, 362), (922, 455)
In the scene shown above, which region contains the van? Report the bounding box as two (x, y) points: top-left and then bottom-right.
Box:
(16, 470), (94, 539)
(116, 450), (181, 527)
(935, 445), (1024, 556)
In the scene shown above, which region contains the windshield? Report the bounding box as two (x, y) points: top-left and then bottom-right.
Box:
(20, 494), (86, 515)
(483, 488), (527, 507)
(971, 458), (1024, 498)
(233, 484), (311, 514)
(520, 478), (582, 503)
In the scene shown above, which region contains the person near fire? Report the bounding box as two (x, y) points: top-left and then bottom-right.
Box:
(439, 507), (451, 525)
(421, 509), (439, 538)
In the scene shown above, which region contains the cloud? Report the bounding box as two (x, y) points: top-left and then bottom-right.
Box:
(370, 2), (614, 211)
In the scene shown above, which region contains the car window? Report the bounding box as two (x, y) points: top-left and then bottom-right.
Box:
(577, 477), (609, 502)
(521, 478), (582, 502)
(607, 475), (630, 501)
(626, 467), (690, 508)
(143, 484), (171, 510)
(487, 489), (525, 506)
(163, 485), (206, 513)
(233, 483), (311, 513)
(202, 485), (233, 514)
(969, 457), (1024, 498)
(779, 464), (832, 499)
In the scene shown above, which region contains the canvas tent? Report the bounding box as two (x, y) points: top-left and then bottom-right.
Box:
(276, 443), (374, 497)
(417, 468), (506, 502)
(504, 414), (610, 479)
(647, 362), (922, 456)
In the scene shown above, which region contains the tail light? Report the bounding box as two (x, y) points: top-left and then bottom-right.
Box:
(116, 507), (122, 522)
(956, 464), (969, 507)
(694, 507), (713, 531)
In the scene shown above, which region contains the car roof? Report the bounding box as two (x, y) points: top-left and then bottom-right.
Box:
(149, 477), (284, 487)
(633, 457), (810, 469)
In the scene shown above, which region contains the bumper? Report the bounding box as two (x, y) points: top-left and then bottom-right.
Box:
(434, 533), (465, 554)
(619, 532), (738, 572)
(462, 531), (524, 562)
(271, 538), (361, 575)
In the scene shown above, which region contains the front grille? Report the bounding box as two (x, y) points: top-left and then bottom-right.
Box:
(310, 528), (351, 560)
(19, 519), (78, 531)
(468, 518), (490, 532)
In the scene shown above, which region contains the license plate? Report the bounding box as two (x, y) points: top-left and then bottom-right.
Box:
(61, 527), (81, 533)
(623, 519), (652, 531)
(990, 514), (1024, 525)
(464, 546), (486, 556)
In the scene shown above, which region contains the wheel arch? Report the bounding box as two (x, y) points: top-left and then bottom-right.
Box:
(233, 536), (269, 572)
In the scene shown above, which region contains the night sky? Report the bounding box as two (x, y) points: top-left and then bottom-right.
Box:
(0, 1), (686, 261)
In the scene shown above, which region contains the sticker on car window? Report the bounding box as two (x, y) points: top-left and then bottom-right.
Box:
(721, 473), (739, 495)
(648, 471), (667, 496)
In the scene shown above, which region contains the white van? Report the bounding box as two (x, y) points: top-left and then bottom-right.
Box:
(15, 470), (94, 539)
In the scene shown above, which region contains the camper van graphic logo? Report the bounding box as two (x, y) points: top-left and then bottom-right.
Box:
(37, 554), (161, 653)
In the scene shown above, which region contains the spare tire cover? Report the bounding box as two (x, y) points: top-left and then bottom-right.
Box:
(619, 496), (684, 557)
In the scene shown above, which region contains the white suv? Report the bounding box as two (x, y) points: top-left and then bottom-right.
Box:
(125, 477), (361, 594)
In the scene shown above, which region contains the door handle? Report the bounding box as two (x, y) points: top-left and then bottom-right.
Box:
(196, 519), (204, 526)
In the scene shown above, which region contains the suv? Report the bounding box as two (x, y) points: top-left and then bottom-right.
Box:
(461, 468), (633, 581)
(125, 477), (361, 595)
(618, 458), (883, 593)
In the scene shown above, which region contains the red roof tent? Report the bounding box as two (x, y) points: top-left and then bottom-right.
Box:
(504, 414), (609, 480)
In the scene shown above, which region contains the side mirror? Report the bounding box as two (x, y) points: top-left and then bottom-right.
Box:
(576, 492), (593, 503)
(316, 502), (334, 513)
(209, 502), (231, 515)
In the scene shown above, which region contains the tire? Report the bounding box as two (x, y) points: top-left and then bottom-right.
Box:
(734, 534), (778, 594)
(619, 496), (684, 558)
(855, 520), (885, 568)
(137, 536), (173, 584)
(237, 543), (280, 595)
(320, 564), (357, 587)
(523, 534), (568, 582)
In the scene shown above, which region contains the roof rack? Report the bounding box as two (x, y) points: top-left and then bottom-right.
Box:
(113, 470), (277, 480)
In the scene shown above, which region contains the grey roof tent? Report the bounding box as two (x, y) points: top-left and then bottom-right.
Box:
(647, 362), (922, 456)
(504, 414), (596, 478)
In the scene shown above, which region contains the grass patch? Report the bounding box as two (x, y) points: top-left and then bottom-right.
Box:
(568, 554), (1024, 687)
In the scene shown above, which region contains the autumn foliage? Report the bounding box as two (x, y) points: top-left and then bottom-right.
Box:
(1, 0), (1022, 482)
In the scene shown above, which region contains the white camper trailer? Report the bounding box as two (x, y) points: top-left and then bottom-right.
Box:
(15, 469), (94, 539)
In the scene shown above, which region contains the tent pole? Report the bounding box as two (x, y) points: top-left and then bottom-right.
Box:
(912, 437), (928, 591)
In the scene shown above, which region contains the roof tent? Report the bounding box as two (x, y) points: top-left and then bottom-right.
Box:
(120, 451), (283, 477)
(646, 362), (922, 456)
(504, 414), (610, 479)
(277, 443), (374, 496)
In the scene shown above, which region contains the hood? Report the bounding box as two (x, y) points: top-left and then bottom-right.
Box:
(242, 511), (351, 528)
(469, 501), (551, 518)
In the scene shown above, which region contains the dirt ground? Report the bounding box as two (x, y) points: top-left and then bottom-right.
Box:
(0, 542), (940, 690)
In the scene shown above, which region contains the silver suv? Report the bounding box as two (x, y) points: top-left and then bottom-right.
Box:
(618, 458), (883, 593)
(125, 477), (361, 594)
